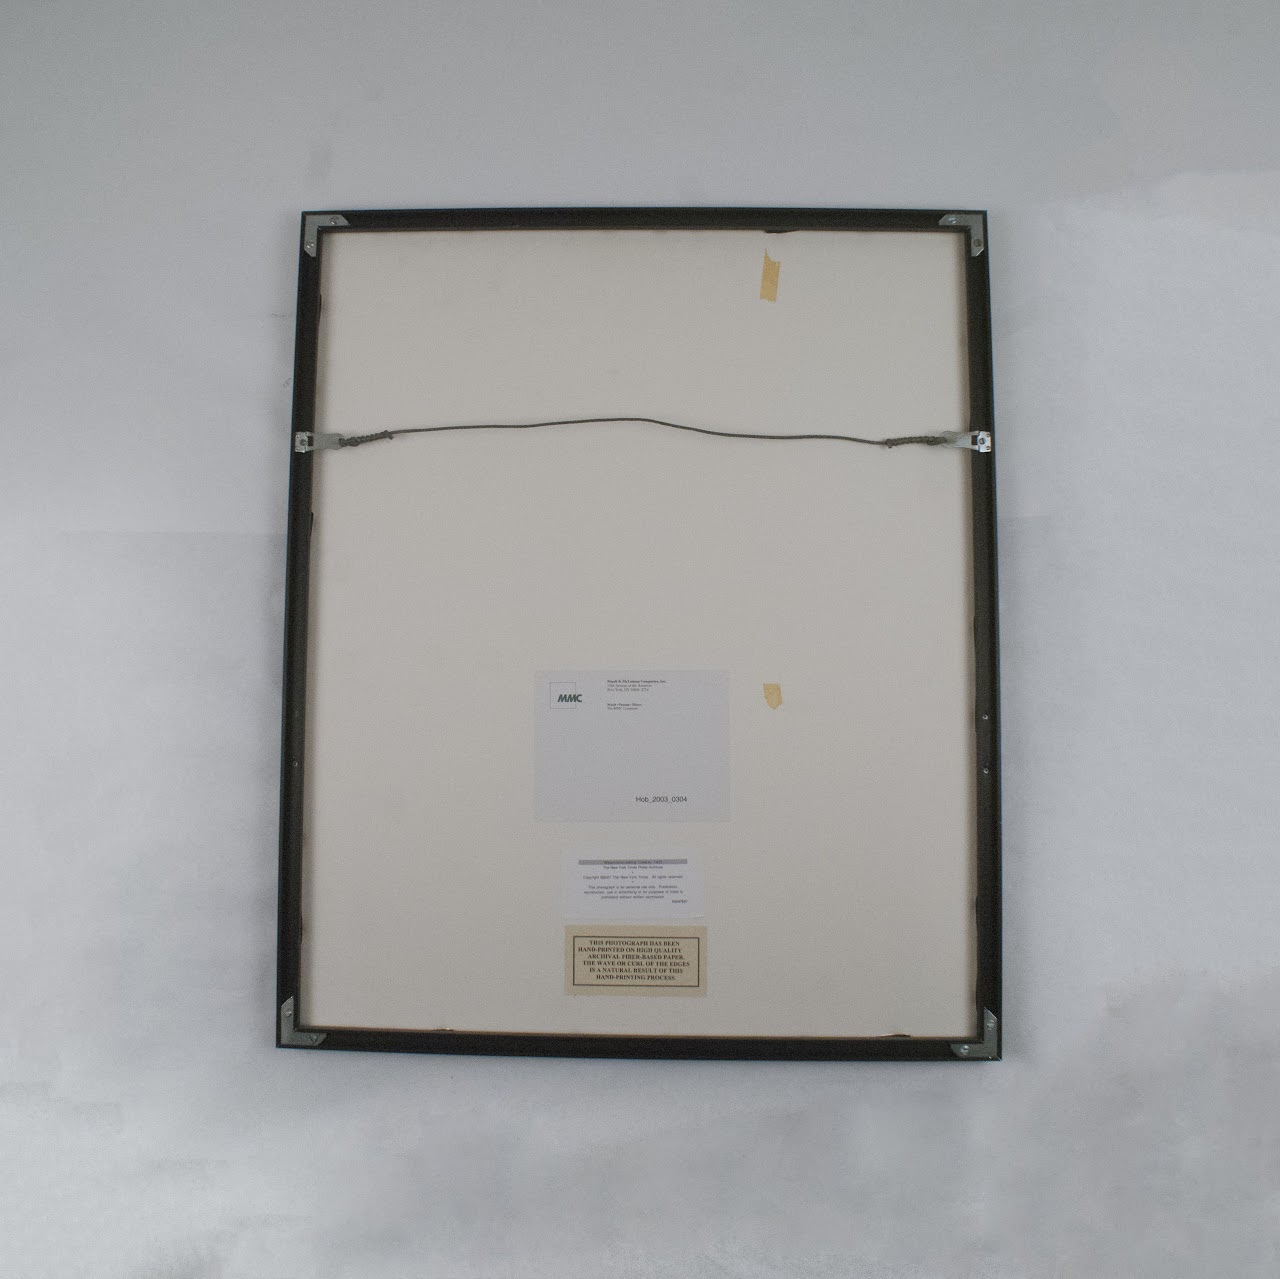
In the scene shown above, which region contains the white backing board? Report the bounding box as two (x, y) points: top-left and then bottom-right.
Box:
(298, 225), (979, 1039)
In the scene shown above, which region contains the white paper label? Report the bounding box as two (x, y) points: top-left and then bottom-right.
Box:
(563, 852), (705, 920)
(535, 670), (730, 822)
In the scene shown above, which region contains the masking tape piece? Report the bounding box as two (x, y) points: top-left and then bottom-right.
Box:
(566, 924), (707, 996)
(760, 252), (780, 301)
(763, 683), (783, 709)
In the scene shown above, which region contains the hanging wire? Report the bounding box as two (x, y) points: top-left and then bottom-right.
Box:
(321, 416), (974, 450)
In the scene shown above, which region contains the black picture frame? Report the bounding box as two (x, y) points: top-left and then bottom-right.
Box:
(277, 207), (1001, 1061)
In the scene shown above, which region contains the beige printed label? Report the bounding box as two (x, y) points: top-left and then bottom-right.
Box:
(566, 924), (707, 996)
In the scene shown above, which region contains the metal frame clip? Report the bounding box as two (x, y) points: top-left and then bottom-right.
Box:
(294, 432), (343, 453)
(942, 430), (992, 453)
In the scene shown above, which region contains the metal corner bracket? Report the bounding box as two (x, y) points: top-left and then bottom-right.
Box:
(939, 213), (985, 256)
(280, 997), (326, 1047)
(951, 1008), (998, 1059)
(303, 213), (349, 257)
(294, 432), (343, 453)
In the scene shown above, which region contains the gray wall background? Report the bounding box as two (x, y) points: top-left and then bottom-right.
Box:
(3, 3), (1278, 1275)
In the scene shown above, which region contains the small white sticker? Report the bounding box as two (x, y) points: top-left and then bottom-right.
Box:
(563, 852), (705, 921)
(535, 670), (730, 822)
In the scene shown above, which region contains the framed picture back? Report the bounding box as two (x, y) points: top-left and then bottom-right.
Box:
(278, 207), (1001, 1060)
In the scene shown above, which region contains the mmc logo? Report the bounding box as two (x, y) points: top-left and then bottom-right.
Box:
(550, 681), (583, 708)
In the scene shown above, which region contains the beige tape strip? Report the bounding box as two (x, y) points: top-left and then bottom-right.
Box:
(566, 924), (707, 996)
(759, 252), (780, 301)
(763, 683), (783, 709)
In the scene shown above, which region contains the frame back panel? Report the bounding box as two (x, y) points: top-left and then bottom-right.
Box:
(282, 212), (999, 1054)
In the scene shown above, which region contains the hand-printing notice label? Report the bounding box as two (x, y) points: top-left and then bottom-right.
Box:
(565, 924), (707, 996)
